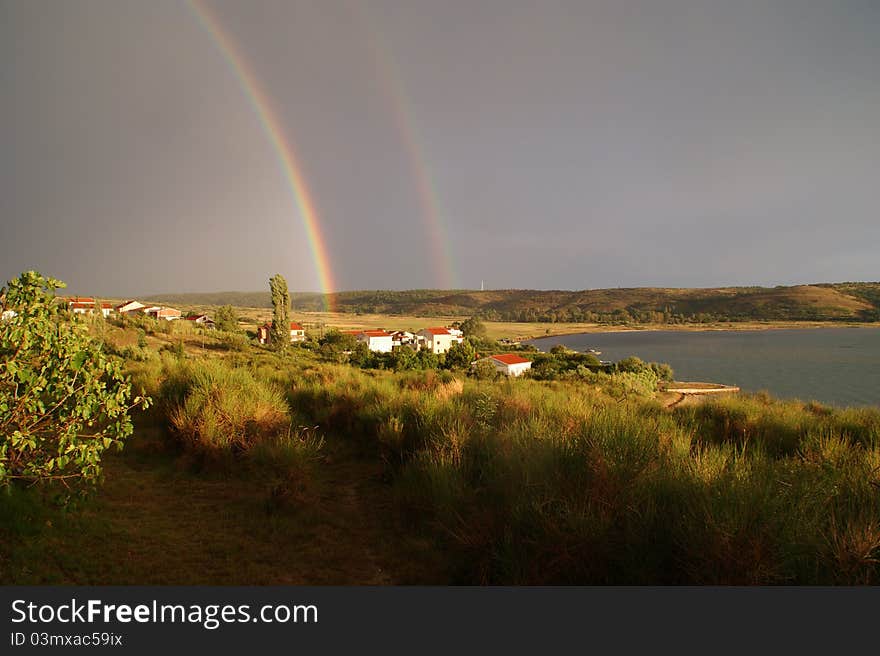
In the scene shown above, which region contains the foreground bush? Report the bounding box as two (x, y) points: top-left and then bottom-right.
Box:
(165, 360), (290, 451)
(0, 271), (150, 489)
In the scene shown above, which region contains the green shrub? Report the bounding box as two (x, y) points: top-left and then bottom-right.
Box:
(0, 271), (150, 490)
(221, 333), (249, 352)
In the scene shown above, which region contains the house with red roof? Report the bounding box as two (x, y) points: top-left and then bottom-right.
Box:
(185, 314), (216, 329)
(355, 330), (393, 353)
(417, 327), (464, 354)
(64, 297), (113, 317)
(257, 322), (306, 345)
(474, 353), (532, 377)
(290, 322), (306, 342)
(145, 306), (181, 321)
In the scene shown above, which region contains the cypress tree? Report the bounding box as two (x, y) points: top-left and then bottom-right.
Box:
(269, 274), (290, 351)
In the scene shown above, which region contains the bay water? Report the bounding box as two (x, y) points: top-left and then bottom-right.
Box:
(528, 327), (880, 407)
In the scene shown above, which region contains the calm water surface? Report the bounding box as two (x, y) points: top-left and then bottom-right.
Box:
(528, 327), (880, 407)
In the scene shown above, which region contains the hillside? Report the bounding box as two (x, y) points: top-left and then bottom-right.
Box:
(145, 283), (880, 324)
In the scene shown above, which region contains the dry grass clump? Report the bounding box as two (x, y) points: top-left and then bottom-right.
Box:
(165, 360), (290, 451)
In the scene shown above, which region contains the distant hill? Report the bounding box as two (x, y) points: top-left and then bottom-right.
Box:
(143, 291), (324, 310)
(145, 283), (880, 324)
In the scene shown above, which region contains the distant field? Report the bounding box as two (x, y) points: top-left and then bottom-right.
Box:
(111, 299), (876, 343)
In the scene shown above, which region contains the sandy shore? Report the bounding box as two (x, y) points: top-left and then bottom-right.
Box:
(510, 320), (879, 342)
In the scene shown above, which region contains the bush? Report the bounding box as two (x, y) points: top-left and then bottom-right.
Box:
(0, 271), (150, 489)
(160, 340), (186, 359)
(167, 360), (290, 451)
(221, 333), (249, 352)
(214, 305), (240, 333)
(470, 359), (499, 380)
(443, 340), (476, 370)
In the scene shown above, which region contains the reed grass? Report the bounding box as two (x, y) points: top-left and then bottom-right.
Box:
(115, 354), (880, 583)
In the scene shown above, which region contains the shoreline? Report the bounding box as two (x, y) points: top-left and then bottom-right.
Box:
(515, 321), (879, 342)
(131, 301), (878, 343)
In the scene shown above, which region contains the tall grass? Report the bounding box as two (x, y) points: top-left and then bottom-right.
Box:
(134, 354), (880, 584)
(156, 359), (290, 452)
(259, 363), (880, 584)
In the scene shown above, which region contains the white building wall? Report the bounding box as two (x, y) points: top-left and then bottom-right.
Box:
(358, 334), (393, 353)
(506, 361), (531, 377)
(419, 332), (459, 354)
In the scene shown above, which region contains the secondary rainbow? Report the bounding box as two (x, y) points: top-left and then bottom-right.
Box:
(352, 4), (457, 290)
(186, 0), (337, 309)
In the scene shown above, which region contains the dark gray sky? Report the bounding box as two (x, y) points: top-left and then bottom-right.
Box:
(2, 0), (878, 295)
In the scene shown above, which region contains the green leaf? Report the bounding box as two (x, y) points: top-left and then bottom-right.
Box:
(71, 351), (87, 370)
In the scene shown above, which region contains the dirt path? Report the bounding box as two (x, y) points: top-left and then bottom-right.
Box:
(2, 433), (446, 585)
(666, 393), (687, 409)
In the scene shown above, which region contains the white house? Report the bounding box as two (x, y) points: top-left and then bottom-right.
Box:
(391, 331), (417, 348)
(115, 300), (146, 315)
(417, 327), (464, 354)
(356, 330), (393, 353)
(65, 297), (113, 317)
(475, 353), (532, 377)
(289, 322), (306, 342)
(1, 310), (16, 322)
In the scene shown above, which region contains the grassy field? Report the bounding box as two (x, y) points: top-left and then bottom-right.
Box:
(3, 318), (880, 584)
(106, 299), (878, 343)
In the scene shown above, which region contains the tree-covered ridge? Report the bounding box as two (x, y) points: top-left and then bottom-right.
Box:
(146, 283), (880, 324)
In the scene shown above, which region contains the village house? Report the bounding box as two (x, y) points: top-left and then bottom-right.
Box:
(356, 330), (393, 353)
(185, 314), (216, 329)
(417, 327), (464, 354)
(257, 322), (306, 345)
(64, 297), (113, 317)
(115, 300), (146, 314)
(390, 330), (417, 349)
(474, 353), (533, 377)
(145, 306), (182, 321)
(290, 322), (306, 342)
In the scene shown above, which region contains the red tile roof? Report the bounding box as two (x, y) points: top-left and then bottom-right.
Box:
(422, 327), (451, 336)
(361, 330), (391, 337)
(490, 354), (531, 366)
(290, 323), (304, 330)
